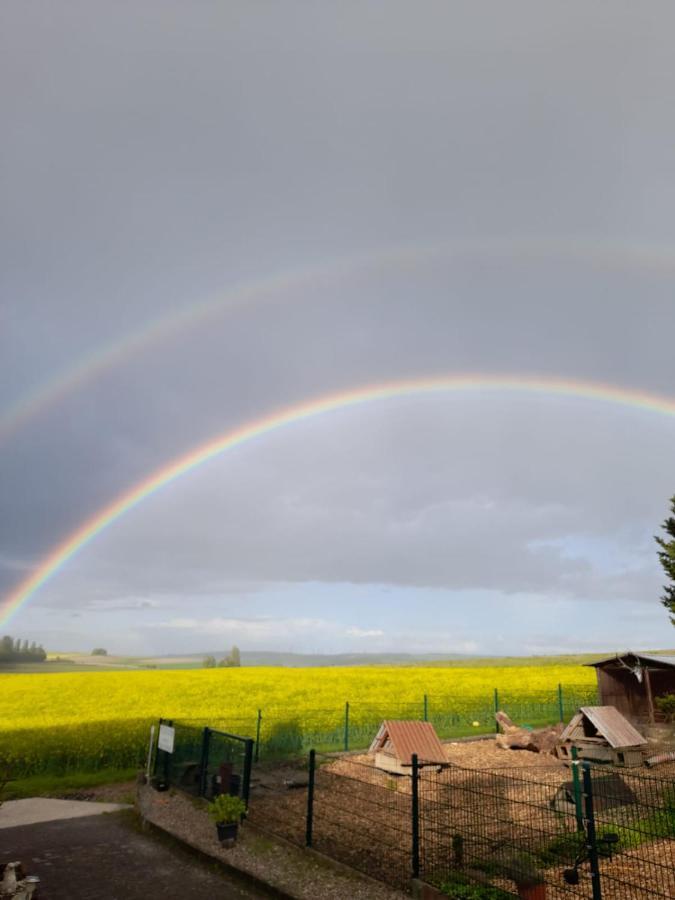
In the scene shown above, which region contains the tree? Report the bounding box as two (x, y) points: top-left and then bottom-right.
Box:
(91, 648), (108, 656)
(656, 494), (675, 623)
(218, 645), (241, 667)
(203, 655), (216, 668)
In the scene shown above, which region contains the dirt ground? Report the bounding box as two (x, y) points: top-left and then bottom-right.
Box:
(247, 737), (675, 897)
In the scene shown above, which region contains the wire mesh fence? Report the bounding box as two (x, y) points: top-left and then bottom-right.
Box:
(245, 745), (675, 898)
(212, 685), (600, 761)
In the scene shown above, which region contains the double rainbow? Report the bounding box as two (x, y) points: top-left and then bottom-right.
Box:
(3, 372), (675, 627)
(5, 235), (675, 446)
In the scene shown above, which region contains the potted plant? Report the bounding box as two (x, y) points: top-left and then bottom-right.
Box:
(207, 794), (247, 844)
(502, 853), (547, 900)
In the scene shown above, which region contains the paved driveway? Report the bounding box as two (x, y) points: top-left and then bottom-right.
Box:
(2, 810), (265, 899)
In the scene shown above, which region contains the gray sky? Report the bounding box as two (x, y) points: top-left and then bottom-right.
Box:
(2, 2), (675, 655)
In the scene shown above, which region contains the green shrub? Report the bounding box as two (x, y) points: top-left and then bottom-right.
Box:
(207, 794), (247, 824)
(264, 719), (304, 757)
(436, 873), (512, 899)
(655, 693), (675, 722)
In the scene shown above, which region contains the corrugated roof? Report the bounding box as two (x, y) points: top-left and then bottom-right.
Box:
(369, 720), (447, 766)
(586, 651), (675, 669)
(560, 706), (647, 748)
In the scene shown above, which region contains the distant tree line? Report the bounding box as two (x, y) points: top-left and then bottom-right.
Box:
(0, 636), (47, 663)
(203, 645), (241, 668)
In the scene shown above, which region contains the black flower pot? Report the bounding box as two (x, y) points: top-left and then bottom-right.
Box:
(216, 821), (238, 843)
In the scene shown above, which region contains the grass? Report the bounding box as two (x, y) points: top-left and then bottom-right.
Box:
(3, 766), (138, 800)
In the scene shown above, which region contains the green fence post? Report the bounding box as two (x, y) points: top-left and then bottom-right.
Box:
(582, 762), (603, 900)
(344, 702), (350, 752)
(255, 709), (262, 762)
(242, 738), (254, 807)
(423, 694), (428, 722)
(306, 749), (316, 847)
(198, 726), (211, 797)
(411, 753), (420, 879)
(494, 688), (500, 733)
(571, 746), (584, 832)
(558, 683), (564, 723)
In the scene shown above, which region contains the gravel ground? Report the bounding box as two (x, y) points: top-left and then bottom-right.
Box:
(138, 783), (408, 900)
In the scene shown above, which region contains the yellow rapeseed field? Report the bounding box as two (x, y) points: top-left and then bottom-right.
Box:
(0, 664), (597, 776)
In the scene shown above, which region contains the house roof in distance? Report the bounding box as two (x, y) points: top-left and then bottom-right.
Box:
(586, 651), (675, 669)
(560, 706), (647, 749)
(369, 720), (447, 766)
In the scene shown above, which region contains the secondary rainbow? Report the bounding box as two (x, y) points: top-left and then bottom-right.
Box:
(5, 235), (675, 446)
(3, 372), (675, 627)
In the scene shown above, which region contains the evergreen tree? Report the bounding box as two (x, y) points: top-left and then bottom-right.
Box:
(656, 494), (675, 623)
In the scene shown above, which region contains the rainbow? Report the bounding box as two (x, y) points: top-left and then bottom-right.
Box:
(5, 235), (675, 445)
(3, 372), (675, 627)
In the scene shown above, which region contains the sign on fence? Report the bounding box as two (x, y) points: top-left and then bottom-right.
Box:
(158, 723), (175, 753)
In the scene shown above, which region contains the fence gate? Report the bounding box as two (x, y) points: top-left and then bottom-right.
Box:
(153, 718), (254, 805)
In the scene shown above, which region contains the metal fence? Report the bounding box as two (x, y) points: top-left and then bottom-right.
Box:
(247, 747), (675, 897)
(419, 760), (675, 898)
(153, 718), (253, 805)
(220, 685), (599, 761)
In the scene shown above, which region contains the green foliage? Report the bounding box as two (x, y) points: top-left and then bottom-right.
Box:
(436, 873), (512, 899)
(655, 693), (675, 721)
(91, 648), (108, 656)
(207, 793), (247, 824)
(264, 719), (304, 757)
(540, 831), (585, 865)
(0, 636), (46, 663)
(4, 767), (137, 800)
(499, 852), (545, 887)
(203, 655), (216, 668)
(656, 494), (675, 623)
(218, 645), (242, 667)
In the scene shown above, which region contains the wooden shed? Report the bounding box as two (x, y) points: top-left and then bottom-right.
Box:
(586, 652), (675, 725)
(556, 706), (647, 767)
(369, 720), (448, 775)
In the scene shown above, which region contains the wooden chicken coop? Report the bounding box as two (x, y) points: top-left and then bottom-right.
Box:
(586, 652), (675, 725)
(556, 705), (647, 767)
(369, 720), (448, 774)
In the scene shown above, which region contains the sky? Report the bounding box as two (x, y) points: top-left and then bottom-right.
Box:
(2, 2), (675, 656)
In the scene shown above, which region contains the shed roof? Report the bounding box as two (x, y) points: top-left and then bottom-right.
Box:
(560, 706), (647, 749)
(369, 720), (447, 766)
(586, 651), (675, 669)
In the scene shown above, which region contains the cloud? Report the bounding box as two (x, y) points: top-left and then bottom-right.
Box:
(345, 627), (385, 638)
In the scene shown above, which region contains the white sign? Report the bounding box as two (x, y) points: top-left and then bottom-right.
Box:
(158, 724), (175, 754)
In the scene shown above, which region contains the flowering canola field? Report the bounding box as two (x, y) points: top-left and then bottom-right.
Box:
(0, 664), (597, 776)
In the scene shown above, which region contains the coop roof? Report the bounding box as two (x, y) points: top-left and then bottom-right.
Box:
(369, 720), (447, 766)
(586, 651), (675, 669)
(560, 706), (647, 749)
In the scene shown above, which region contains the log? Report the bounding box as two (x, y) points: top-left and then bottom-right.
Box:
(496, 729), (539, 751)
(495, 711), (562, 753)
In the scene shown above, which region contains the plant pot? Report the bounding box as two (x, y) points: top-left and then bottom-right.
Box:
(517, 883), (547, 900)
(216, 821), (238, 843)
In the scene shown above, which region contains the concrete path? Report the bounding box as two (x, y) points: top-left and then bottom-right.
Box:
(0, 797), (130, 828)
(1, 810), (264, 899)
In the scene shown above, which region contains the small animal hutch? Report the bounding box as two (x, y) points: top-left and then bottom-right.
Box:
(586, 652), (675, 725)
(369, 720), (447, 774)
(556, 706), (647, 767)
